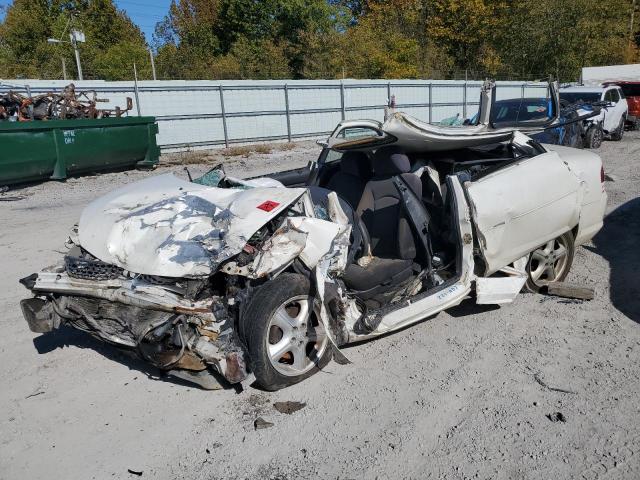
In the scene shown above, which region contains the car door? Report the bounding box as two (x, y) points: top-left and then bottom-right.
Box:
(465, 134), (583, 274)
(602, 88), (619, 132)
(611, 88), (627, 127)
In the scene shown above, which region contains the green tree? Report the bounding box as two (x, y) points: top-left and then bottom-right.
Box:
(154, 0), (346, 79)
(0, 0), (150, 80)
(495, 0), (635, 81)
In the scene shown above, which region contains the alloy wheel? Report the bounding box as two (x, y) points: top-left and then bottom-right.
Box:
(527, 237), (571, 287)
(266, 295), (328, 376)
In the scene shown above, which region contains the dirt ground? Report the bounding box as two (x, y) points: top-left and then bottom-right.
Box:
(1, 134), (639, 480)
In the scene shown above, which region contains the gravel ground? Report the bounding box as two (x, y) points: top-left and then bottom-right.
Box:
(1, 134), (639, 480)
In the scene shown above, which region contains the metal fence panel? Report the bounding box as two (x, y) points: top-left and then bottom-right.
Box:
(1, 79), (547, 151)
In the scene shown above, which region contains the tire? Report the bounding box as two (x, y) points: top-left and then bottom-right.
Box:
(524, 231), (575, 293)
(241, 273), (332, 391)
(611, 117), (625, 141)
(584, 125), (603, 149)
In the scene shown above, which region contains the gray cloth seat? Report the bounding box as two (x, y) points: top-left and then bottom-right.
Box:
(325, 151), (372, 209)
(342, 146), (423, 308)
(356, 146), (422, 260)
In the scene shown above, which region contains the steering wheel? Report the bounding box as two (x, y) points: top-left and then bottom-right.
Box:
(307, 186), (371, 264)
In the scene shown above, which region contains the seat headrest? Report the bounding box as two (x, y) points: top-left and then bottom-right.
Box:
(340, 151), (371, 178)
(373, 146), (411, 176)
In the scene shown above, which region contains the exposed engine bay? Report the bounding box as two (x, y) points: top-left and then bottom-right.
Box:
(20, 155), (471, 390)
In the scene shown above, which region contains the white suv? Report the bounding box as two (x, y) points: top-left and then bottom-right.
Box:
(560, 85), (628, 142)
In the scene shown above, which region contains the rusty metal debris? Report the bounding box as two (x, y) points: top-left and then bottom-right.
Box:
(0, 83), (133, 121)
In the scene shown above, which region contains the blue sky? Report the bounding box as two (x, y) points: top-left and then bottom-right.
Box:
(113, 0), (173, 43)
(0, 0), (173, 44)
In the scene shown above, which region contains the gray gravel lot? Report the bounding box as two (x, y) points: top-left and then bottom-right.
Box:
(1, 135), (639, 480)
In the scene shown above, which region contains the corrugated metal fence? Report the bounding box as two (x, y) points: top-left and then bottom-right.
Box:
(1, 79), (547, 152)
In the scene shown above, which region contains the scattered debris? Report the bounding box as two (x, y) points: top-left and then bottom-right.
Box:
(545, 281), (595, 301)
(273, 401), (307, 415)
(254, 417), (274, 430)
(546, 412), (567, 423)
(534, 373), (576, 395)
(165, 369), (224, 390)
(127, 468), (143, 476)
(0, 195), (25, 202)
(206, 442), (222, 454)
(0, 83), (132, 122)
(24, 390), (44, 399)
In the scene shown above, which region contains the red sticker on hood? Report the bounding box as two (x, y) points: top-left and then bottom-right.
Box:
(256, 200), (280, 212)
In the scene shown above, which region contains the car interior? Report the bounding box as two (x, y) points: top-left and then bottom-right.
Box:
(311, 140), (539, 313)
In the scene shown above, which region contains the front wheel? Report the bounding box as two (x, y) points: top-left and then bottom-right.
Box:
(611, 117), (625, 141)
(584, 125), (603, 149)
(241, 273), (332, 391)
(524, 231), (575, 293)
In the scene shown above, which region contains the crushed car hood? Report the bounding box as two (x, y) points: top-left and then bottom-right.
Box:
(78, 173), (306, 278)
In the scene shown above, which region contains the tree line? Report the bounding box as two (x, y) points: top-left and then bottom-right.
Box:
(0, 0), (637, 82)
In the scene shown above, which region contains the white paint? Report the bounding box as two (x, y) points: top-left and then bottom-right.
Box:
(476, 277), (527, 305)
(79, 173), (305, 277)
(466, 149), (583, 275)
(289, 217), (349, 270)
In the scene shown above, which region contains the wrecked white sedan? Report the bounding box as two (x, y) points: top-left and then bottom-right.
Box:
(20, 82), (607, 391)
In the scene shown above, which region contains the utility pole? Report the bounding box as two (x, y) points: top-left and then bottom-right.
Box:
(48, 24), (84, 81)
(62, 58), (67, 80)
(133, 62), (142, 116)
(148, 47), (157, 81)
(70, 31), (83, 80)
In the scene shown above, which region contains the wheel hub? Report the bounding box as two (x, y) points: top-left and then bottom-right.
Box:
(265, 295), (328, 377)
(528, 237), (570, 286)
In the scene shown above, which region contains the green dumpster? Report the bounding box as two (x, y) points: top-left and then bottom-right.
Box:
(0, 116), (160, 186)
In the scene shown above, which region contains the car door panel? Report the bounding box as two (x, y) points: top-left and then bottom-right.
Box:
(466, 151), (582, 274)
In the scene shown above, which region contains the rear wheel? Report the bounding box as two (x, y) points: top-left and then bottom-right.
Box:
(584, 125), (603, 149)
(241, 273), (331, 391)
(525, 232), (575, 293)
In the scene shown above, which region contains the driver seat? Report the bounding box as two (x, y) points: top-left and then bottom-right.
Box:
(342, 146), (423, 309)
(325, 151), (372, 209)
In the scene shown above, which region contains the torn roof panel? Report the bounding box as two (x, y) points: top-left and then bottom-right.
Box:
(78, 173), (306, 278)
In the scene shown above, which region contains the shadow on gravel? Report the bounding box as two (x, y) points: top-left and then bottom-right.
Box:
(446, 299), (500, 318)
(32, 325), (220, 389)
(589, 197), (640, 322)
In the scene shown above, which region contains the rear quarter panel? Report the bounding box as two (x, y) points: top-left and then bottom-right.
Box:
(466, 150), (583, 274)
(542, 145), (606, 246)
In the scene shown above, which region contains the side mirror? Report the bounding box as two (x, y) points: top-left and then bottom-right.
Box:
(316, 139), (328, 148)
